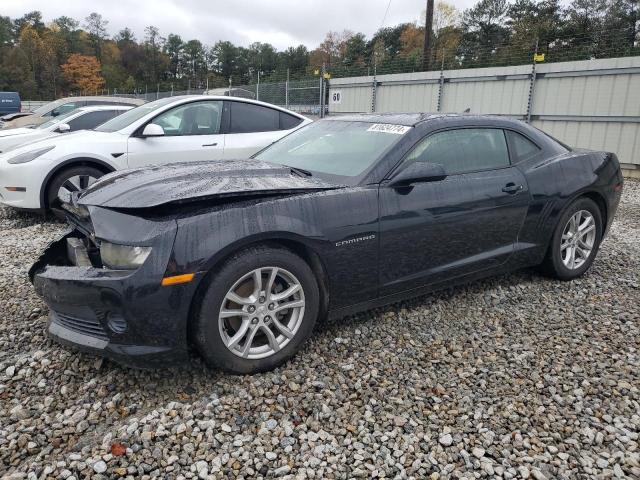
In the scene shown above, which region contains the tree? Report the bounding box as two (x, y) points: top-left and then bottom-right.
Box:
(61, 53), (105, 93)
(433, 1), (460, 33)
(143, 25), (164, 83)
(84, 12), (108, 60)
(13, 11), (45, 39)
(508, 0), (563, 47)
(342, 33), (368, 66)
(115, 27), (136, 46)
(165, 33), (184, 78)
(210, 40), (239, 80)
(0, 16), (13, 46)
(459, 0), (511, 67)
(400, 23), (424, 57)
(184, 39), (206, 84)
(312, 30), (353, 66)
(278, 45), (310, 73)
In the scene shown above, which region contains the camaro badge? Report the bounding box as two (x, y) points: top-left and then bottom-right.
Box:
(335, 234), (376, 247)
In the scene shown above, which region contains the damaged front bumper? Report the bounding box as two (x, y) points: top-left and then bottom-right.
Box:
(29, 209), (198, 368)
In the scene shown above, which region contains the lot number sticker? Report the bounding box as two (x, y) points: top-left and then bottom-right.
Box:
(330, 91), (342, 104)
(367, 124), (411, 135)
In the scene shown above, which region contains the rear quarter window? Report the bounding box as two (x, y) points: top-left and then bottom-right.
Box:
(229, 102), (280, 133)
(506, 130), (541, 163)
(279, 112), (303, 130)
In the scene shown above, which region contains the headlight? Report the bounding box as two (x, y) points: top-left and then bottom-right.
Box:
(100, 241), (152, 270)
(7, 146), (55, 164)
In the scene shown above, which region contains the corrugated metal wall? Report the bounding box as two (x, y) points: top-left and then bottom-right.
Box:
(328, 56), (640, 173)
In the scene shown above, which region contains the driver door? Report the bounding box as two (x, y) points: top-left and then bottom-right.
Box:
(378, 127), (530, 296)
(127, 100), (225, 168)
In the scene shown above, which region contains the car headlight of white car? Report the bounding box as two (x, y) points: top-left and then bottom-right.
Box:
(100, 241), (152, 270)
(7, 146), (55, 164)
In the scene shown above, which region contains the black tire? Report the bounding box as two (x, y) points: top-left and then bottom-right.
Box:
(540, 197), (603, 280)
(194, 245), (320, 374)
(46, 165), (105, 215)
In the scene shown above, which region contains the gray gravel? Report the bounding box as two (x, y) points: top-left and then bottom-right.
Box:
(1, 181), (639, 479)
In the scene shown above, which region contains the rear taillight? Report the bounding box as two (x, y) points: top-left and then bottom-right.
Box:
(614, 182), (623, 193)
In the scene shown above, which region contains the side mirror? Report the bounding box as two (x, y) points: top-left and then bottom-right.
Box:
(141, 123), (165, 137)
(389, 162), (447, 187)
(56, 123), (70, 133)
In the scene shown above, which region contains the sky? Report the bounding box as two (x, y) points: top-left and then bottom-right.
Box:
(3, 0), (478, 50)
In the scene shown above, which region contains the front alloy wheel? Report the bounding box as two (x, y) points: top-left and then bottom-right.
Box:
(219, 267), (305, 359)
(194, 245), (319, 374)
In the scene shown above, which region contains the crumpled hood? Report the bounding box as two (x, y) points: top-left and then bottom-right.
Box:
(77, 159), (341, 209)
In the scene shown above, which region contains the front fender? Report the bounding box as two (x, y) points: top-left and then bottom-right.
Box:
(171, 187), (380, 309)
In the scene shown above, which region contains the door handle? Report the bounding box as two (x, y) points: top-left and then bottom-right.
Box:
(502, 183), (523, 194)
(202, 143), (218, 147)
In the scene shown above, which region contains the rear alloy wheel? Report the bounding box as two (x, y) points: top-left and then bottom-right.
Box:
(194, 246), (319, 374)
(46, 165), (104, 216)
(541, 197), (603, 280)
(560, 210), (597, 270)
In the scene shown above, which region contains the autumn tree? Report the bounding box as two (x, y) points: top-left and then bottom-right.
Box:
(400, 23), (423, 56)
(61, 53), (104, 93)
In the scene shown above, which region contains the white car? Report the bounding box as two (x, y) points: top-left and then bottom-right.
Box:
(0, 106), (132, 154)
(0, 96), (311, 211)
(0, 96), (144, 129)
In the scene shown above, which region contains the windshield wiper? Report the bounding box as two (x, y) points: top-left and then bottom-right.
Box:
(287, 166), (313, 178)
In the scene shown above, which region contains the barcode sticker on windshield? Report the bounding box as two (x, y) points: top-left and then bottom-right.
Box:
(367, 124), (411, 135)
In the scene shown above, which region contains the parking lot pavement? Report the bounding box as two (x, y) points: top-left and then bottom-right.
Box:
(0, 181), (638, 479)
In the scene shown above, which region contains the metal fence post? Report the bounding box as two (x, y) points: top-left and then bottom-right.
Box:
(437, 52), (445, 112)
(319, 64), (326, 118)
(371, 61), (377, 113)
(526, 39), (539, 123)
(285, 68), (290, 108)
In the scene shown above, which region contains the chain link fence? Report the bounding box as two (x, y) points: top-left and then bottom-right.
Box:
(90, 78), (325, 117)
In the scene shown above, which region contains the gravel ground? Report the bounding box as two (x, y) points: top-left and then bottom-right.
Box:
(0, 182), (639, 480)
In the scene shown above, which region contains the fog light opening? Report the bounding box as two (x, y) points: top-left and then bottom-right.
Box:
(107, 313), (127, 334)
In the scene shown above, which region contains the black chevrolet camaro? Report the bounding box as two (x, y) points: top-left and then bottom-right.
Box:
(30, 114), (624, 373)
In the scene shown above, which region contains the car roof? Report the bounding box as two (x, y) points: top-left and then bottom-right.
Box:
(322, 113), (524, 127)
(48, 96), (145, 106)
(167, 95), (309, 119)
(75, 105), (133, 112)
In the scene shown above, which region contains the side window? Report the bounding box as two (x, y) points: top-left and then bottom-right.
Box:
(150, 101), (222, 136)
(67, 111), (116, 131)
(405, 128), (510, 174)
(50, 102), (80, 117)
(279, 112), (303, 130)
(506, 130), (541, 162)
(229, 102), (279, 133)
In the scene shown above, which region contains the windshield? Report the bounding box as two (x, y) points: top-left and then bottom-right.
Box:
(95, 97), (174, 132)
(31, 100), (60, 115)
(37, 109), (79, 129)
(255, 120), (409, 178)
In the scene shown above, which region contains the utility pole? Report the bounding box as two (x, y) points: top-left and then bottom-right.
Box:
(423, 0), (435, 71)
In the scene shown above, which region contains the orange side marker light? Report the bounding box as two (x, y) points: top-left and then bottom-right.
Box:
(161, 273), (195, 286)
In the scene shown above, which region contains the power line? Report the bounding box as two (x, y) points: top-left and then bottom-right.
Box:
(380, 0), (393, 29)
